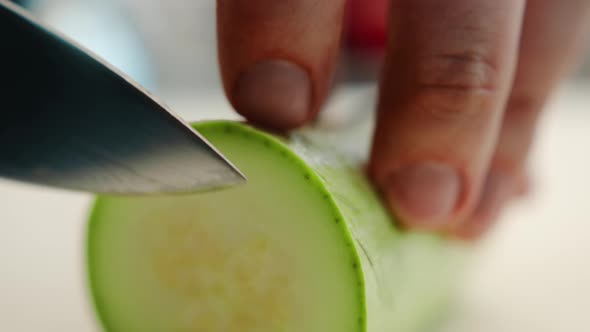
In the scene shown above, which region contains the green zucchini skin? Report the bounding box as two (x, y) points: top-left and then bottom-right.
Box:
(284, 122), (468, 331)
(86, 120), (468, 332)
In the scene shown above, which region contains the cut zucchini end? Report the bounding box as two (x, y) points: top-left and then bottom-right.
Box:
(87, 121), (365, 332)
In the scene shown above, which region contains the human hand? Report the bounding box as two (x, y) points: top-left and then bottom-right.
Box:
(215, 0), (590, 239)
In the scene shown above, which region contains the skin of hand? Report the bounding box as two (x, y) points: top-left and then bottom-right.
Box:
(216, 0), (590, 239)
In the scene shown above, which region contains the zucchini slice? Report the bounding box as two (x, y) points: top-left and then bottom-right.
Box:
(87, 120), (466, 332)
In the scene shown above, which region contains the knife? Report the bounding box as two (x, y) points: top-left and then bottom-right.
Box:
(0, 1), (245, 194)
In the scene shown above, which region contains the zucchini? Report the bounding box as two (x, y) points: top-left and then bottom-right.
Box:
(87, 120), (467, 332)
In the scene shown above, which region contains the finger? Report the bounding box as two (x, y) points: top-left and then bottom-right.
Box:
(217, 0), (346, 130)
(455, 0), (590, 239)
(369, 0), (526, 230)
(451, 171), (518, 240)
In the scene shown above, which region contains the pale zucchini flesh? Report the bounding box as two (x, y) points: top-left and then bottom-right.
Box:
(87, 121), (467, 332)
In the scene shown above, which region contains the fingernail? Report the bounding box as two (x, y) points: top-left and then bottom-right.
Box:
(472, 173), (513, 222)
(514, 173), (531, 198)
(456, 174), (513, 239)
(233, 60), (311, 129)
(384, 162), (460, 227)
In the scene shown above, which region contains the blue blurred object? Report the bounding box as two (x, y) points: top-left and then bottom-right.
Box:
(26, 0), (158, 92)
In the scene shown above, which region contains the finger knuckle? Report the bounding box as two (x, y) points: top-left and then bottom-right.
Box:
(412, 52), (501, 120)
(418, 52), (499, 91)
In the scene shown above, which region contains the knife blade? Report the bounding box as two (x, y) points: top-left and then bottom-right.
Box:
(0, 1), (245, 194)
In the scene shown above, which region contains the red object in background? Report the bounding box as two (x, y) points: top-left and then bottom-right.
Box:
(344, 0), (389, 54)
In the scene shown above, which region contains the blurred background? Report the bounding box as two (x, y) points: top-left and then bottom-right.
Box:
(1, 0), (589, 331)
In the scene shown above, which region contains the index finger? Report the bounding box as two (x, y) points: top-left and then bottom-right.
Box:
(217, 0), (346, 130)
